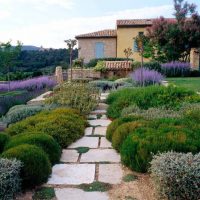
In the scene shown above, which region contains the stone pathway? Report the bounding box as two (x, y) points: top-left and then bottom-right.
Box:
(47, 93), (123, 200)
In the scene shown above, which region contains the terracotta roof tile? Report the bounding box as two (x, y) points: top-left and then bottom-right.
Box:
(117, 19), (153, 27)
(105, 61), (132, 71)
(76, 29), (117, 39)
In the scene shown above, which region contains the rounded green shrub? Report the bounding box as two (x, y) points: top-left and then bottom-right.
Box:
(1, 144), (51, 188)
(5, 133), (61, 164)
(121, 121), (200, 173)
(106, 115), (141, 141)
(6, 108), (87, 148)
(112, 121), (144, 152)
(106, 85), (200, 119)
(0, 133), (10, 153)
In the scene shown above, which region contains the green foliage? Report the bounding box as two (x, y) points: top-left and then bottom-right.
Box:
(79, 181), (112, 192)
(106, 85), (200, 119)
(1, 144), (51, 188)
(123, 174), (138, 182)
(73, 58), (84, 68)
(94, 61), (106, 72)
(112, 121), (144, 152)
(121, 106), (181, 119)
(3, 104), (58, 125)
(121, 118), (200, 172)
(106, 115), (140, 141)
(3, 104), (44, 125)
(46, 82), (99, 115)
(5, 133), (61, 165)
(5, 108), (87, 148)
(33, 187), (55, 200)
(150, 152), (200, 200)
(0, 158), (22, 200)
(76, 147), (89, 154)
(0, 133), (10, 153)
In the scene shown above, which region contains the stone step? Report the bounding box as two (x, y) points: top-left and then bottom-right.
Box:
(48, 164), (95, 185)
(80, 149), (120, 163)
(55, 188), (109, 200)
(88, 119), (111, 127)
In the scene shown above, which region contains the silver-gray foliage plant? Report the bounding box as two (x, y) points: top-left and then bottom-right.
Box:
(150, 152), (200, 200)
(0, 158), (22, 200)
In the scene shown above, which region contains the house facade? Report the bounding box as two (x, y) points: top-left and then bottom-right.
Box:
(75, 19), (153, 63)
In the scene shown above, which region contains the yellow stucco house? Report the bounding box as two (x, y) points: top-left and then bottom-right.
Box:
(75, 19), (153, 63)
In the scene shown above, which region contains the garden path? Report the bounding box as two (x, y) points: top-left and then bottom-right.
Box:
(47, 93), (123, 200)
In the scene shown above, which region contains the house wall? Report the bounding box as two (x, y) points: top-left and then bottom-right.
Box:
(117, 27), (150, 62)
(78, 38), (117, 63)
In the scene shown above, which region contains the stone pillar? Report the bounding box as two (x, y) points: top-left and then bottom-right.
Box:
(55, 66), (63, 84)
(190, 48), (200, 70)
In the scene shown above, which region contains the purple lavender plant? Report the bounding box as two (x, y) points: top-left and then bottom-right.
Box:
(0, 76), (56, 92)
(161, 61), (190, 77)
(131, 68), (164, 86)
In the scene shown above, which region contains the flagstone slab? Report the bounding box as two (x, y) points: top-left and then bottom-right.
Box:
(48, 164), (95, 185)
(100, 138), (112, 148)
(101, 93), (109, 97)
(94, 127), (107, 136)
(88, 119), (111, 127)
(96, 103), (108, 110)
(84, 127), (93, 136)
(90, 110), (107, 115)
(100, 115), (108, 120)
(55, 188), (109, 200)
(88, 115), (97, 119)
(80, 149), (120, 163)
(68, 137), (99, 148)
(99, 164), (123, 184)
(60, 150), (79, 163)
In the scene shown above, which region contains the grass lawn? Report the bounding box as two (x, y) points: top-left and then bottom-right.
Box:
(167, 77), (200, 92)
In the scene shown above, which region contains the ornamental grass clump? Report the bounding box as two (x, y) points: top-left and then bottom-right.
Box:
(150, 152), (200, 200)
(0, 158), (22, 200)
(47, 82), (99, 115)
(161, 61), (190, 77)
(131, 68), (164, 86)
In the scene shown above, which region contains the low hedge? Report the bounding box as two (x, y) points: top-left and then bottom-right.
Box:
(150, 152), (200, 200)
(5, 108), (87, 148)
(106, 116), (142, 141)
(0, 158), (22, 199)
(106, 85), (200, 119)
(121, 119), (200, 172)
(5, 133), (61, 165)
(0, 133), (10, 153)
(1, 144), (51, 188)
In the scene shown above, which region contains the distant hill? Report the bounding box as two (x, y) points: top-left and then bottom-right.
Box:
(21, 45), (41, 51)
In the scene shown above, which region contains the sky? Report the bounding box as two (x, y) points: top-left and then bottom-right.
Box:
(0, 0), (199, 48)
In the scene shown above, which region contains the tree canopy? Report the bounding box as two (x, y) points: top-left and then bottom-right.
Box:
(145, 0), (200, 62)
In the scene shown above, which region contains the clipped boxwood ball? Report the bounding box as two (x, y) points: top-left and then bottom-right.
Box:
(5, 133), (61, 165)
(106, 116), (141, 141)
(1, 144), (51, 188)
(0, 133), (10, 153)
(112, 121), (144, 152)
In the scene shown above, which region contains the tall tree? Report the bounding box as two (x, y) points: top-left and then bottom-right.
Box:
(0, 41), (22, 90)
(146, 0), (200, 62)
(64, 39), (77, 81)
